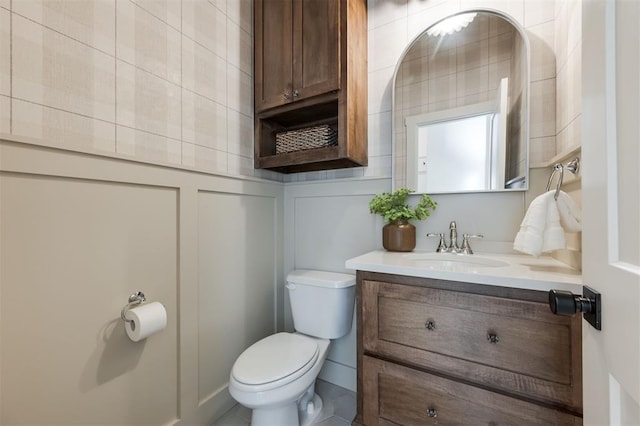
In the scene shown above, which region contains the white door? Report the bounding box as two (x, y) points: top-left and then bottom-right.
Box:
(582, 0), (640, 424)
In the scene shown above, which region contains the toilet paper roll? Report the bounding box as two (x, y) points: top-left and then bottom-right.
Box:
(124, 302), (167, 342)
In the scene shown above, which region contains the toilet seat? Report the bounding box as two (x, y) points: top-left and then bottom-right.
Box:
(232, 333), (319, 390)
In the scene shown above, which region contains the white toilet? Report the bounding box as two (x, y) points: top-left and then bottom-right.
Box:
(229, 269), (356, 426)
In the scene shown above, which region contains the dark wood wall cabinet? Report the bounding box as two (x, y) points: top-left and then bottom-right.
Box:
(254, 0), (367, 173)
(355, 271), (583, 425)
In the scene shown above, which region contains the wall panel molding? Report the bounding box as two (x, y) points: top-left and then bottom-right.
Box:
(0, 138), (284, 425)
(283, 178), (390, 392)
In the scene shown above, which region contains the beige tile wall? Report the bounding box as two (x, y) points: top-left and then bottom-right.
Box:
(0, 7), (9, 97)
(0, 3), (8, 132)
(12, 98), (117, 152)
(555, 0), (582, 155)
(1, 0), (581, 184)
(1, 0), (271, 180)
(13, 13), (116, 121)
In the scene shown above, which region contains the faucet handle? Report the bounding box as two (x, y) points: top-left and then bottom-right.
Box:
(461, 234), (484, 255)
(426, 233), (446, 253)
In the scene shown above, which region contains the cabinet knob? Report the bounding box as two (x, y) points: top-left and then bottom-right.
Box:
(425, 320), (436, 331)
(426, 407), (438, 418)
(487, 333), (499, 344)
(292, 89), (299, 98)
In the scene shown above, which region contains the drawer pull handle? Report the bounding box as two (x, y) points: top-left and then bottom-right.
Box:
(487, 333), (500, 344)
(426, 407), (438, 418)
(425, 320), (436, 331)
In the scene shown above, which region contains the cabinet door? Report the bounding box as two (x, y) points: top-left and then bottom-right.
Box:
(292, 0), (340, 100)
(255, 0), (294, 111)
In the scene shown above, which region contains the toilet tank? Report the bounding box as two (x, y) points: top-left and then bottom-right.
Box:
(286, 270), (356, 339)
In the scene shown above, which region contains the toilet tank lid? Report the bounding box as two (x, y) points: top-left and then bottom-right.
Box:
(287, 270), (356, 288)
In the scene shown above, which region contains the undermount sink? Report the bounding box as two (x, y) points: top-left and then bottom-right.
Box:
(402, 252), (509, 268)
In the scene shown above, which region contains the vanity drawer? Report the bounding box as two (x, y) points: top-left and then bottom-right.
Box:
(363, 356), (582, 426)
(361, 279), (582, 410)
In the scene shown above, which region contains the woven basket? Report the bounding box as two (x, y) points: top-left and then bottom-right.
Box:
(275, 124), (338, 154)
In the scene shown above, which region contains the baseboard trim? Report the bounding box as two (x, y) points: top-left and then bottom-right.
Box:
(318, 359), (356, 392)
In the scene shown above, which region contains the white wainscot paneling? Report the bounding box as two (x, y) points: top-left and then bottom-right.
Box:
(0, 138), (286, 425)
(197, 191), (278, 404)
(293, 193), (381, 273)
(0, 175), (179, 425)
(415, 191), (526, 253)
(286, 178), (389, 391)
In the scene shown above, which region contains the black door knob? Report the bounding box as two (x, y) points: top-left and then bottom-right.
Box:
(548, 289), (593, 315)
(548, 286), (602, 330)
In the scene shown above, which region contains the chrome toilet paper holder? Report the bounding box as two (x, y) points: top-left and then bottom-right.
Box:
(121, 291), (146, 322)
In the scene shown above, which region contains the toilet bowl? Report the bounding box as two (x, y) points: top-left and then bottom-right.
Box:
(229, 333), (330, 425)
(228, 270), (356, 426)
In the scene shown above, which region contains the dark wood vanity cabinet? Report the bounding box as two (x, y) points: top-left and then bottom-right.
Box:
(253, 0), (367, 173)
(355, 271), (583, 425)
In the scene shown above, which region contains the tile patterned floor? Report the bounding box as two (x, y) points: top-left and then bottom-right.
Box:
(214, 379), (356, 426)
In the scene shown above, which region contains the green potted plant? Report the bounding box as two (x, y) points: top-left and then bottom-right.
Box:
(369, 188), (437, 252)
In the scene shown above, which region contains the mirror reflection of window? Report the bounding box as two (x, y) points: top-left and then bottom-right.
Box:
(417, 114), (493, 192)
(406, 78), (509, 194)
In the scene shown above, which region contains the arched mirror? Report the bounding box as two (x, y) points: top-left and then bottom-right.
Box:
(392, 11), (529, 194)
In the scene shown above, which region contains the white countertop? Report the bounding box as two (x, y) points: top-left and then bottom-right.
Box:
(345, 250), (582, 293)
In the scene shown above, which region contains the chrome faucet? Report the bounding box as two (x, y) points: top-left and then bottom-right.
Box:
(460, 234), (484, 254)
(427, 222), (483, 254)
(426, 233), (446, 252)
(446, 221), (460, 253)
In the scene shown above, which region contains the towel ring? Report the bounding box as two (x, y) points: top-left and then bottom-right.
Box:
(546, 163), (564, 200)
(545, 158), (580, 200)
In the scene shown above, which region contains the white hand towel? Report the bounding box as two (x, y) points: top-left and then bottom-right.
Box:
(513, 191), (566, 257)
(557, 191), (582, 232)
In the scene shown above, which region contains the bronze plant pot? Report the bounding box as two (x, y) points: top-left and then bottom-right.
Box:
(382, 221), (416, 252)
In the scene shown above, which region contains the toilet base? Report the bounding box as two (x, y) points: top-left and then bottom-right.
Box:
(250, 392), (323, 426)
(299, 393), (323, 426)
(251, 402), (298, 426)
